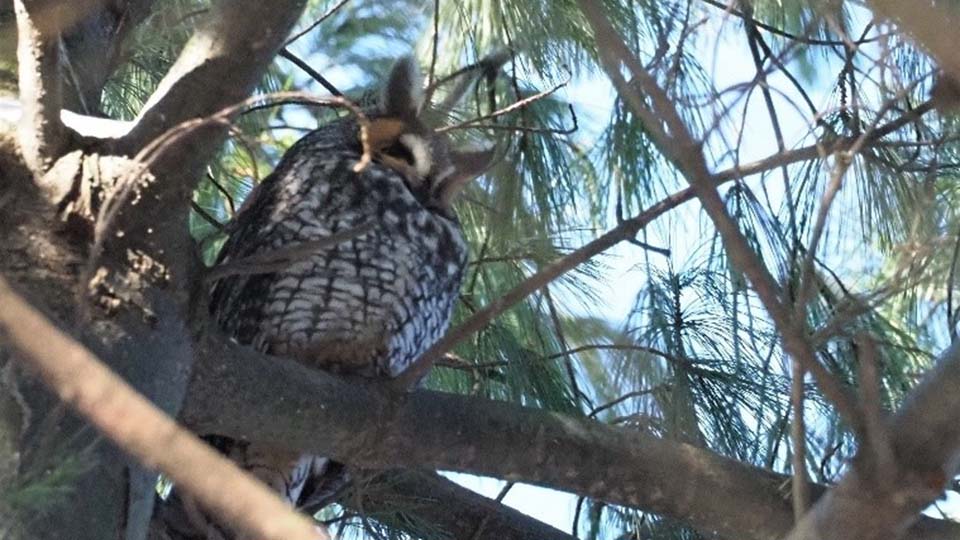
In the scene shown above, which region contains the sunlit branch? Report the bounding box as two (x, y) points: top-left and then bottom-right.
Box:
(0, 277), (327, 540)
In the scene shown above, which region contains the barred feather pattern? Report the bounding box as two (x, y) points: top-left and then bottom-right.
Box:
(162, 55), (495, 539)
(209, 125), (468, 378)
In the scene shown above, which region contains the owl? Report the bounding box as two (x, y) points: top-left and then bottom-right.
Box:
(209, 56), (493, 379)
(156, 56), (498, 537)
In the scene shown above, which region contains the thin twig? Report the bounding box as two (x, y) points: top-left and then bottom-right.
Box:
(436, 79), (568, 134)
(429, 0), (440, 87)
(394, 189), (697, 388)
(284, 0), (352, 46)
(191, 201), (226, 232)
(205, 221), (376, 283)
(544, 286), (588, 409)
(948, 228), (960, 343)
(441, 104), (579, 135)
(571, 496), (585, 537)
(743, 12), (801, 258)
(468, 481), (515, 540)
(588, 386), (665, 418)
(712, 99), (935, 182)
(542, 343), (684, 365)
(789, 357), (809, 519)
(579, 0), (864, 432)
(206, 170), (237, 216)
(0, 277), (327, 540)
(279, 48), (343, 97)
(699, 0), (879, 46)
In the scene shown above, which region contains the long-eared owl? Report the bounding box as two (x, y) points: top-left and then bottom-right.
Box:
(154, 57), (498, 540)
(209, 57), (494, 379)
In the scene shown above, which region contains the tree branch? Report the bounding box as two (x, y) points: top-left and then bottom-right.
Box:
(13, 0), (65, 173)
(786, 340), (960, 540)
(341, 470), (577, 540)
(712, 101), (935, 183)
(396, 93), (936, 389)
(781, 4), (960, 538)
(396, 187), (697, 387)
(577, 0), (863, 433)
(112, 0), (306, 163)
(0, 276), (326, 540)
(580, 2), (960, 539)
(182, 334), (960, 540)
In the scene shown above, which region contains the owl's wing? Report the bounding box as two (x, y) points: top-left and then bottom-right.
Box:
(207, 169), (285, 339)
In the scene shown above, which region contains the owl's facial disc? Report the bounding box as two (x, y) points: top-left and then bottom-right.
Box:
(397, 134), (432, 177)
(367, 118), (428, 187)
(370, 130), (434, 192)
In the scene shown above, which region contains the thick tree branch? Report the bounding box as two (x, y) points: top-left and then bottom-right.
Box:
(868, 1), (960, 84)
(0, 276), (326, 540)
(182, 335), (960, 540)
(786, 341), (960, 540)
(13, 0), (65, 173)
(113, 0), (305, 161)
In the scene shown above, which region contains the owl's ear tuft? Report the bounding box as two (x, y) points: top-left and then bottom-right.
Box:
(434, 146), (498, 208)
(381, 57), (424, 121)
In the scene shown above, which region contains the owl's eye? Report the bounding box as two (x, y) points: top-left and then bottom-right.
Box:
(381, 133), (433, 178)
(381, 140), (416, 166)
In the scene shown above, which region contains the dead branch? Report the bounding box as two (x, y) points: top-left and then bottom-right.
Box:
(435, 78), (569, 133)
(205, 221), (376, 282)
(284, 0), (351, 46)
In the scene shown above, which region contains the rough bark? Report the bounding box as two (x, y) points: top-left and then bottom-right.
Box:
(182, 334), (960, 540)
(13, 0), (64, 173)
(2, 1), (306, 539)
